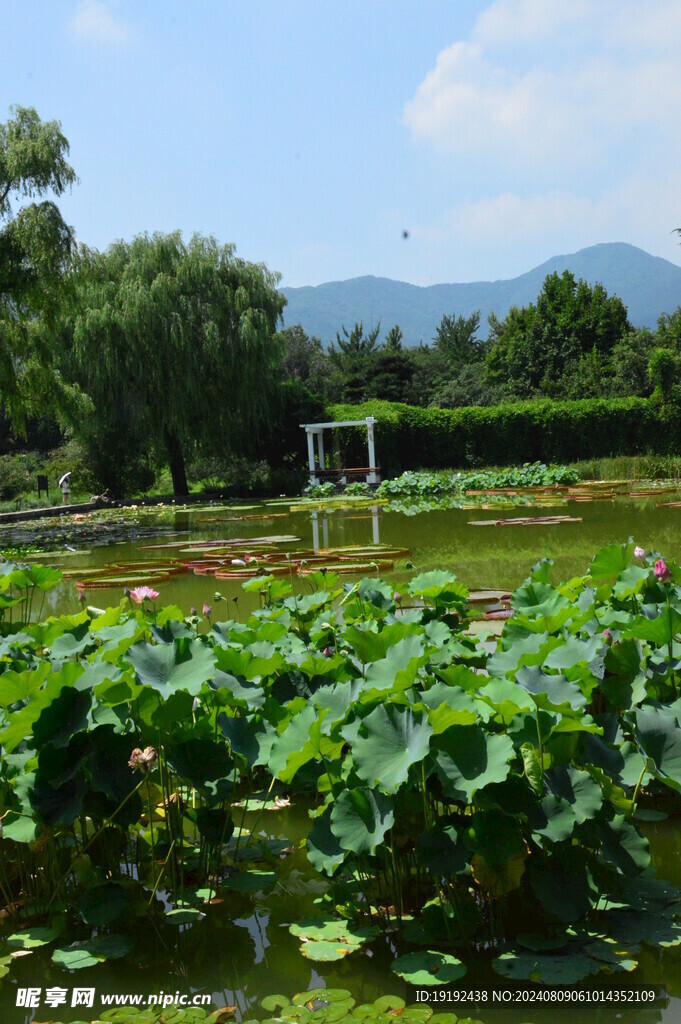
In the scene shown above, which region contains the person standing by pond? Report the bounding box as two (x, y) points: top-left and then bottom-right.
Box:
(58, 471), (72, 504)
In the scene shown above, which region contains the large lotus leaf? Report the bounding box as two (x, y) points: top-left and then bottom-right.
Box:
(212, 671), (265, 710)
(268, 706), (342, 783)
(589, 541), (634, 584)
(27, 771), (88, 827)
(466, 811), (527, 896)
(329, 787), (394, 856)
(219, 714), (271, 769)
(87, 726), (144, 818)
(0, 662), (51, 706)
(600, 638), (647, 710)
(1, 811), (41, 843)
(310, 680), (363, 734)
(420, 683), (479, 730)
(37, 733), (88, 787)
(543, 635), (602, 672)
(605, 908), (681, 949)
(434, 726), (515, 802)
(634, 704), (681, 792)
(362, 635), (427, 695)
(52, 933), (133, 969)
(0, 664), (84, 753)
(533, 795), (576, 843)
(494, 949), (600, 984)
(592, 814), (650, 876)
(79, 882), (127, 925)
(223, 870), (277, 892)
(509, 582), (573, 632)
(515, 665), (586, 713)
(629, 605), (681, 645)
(477, 679), (535, 723)
(167, 738), (234, 804)
(417, 824), (469, 876)
(7, 926), (59, 949)
(306, 805), (347, 875)
(289, 917), (378, 944)
(487, 632), (559, 678)
(299, 940), (355, 961)
(391, 950), (467, 985)
(126, 638), (216, 695)
(544, 766), (602, 824)
(408, 569), (468, 601)
(613, 564), (650, 599)
(528, 848), (595, 921)
(585, 936), (638, 972)
(50, 622), (95, 659)
(33, 685), (93, 749)
(349, 705), (433, 794)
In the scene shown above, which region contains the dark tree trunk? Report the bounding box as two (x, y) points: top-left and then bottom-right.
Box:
(164, 427), (189, 496)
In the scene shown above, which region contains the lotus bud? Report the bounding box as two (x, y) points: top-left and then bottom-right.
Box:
(322, 647), (333, 657)
(192, 697), (201, 712)
(203, 603), (212, 617)
(634, 546), (646, 559)
(393, 591), (402, 603)
(603, 629), (613, 644)
(654, 558), (673, 582)
(214, 591), (223, 602)
(190, 606), (197, 616)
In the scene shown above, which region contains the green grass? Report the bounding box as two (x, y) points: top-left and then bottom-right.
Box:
(566, 453), (681, 481)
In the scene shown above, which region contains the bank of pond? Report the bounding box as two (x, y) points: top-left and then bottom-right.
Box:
(2, 540), (681, 1021)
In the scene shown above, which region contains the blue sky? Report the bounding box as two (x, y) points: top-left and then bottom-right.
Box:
(5, 0), (681, 287)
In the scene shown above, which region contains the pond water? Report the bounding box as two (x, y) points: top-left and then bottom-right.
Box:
(4, 491), (681, 1023)
(14, 489), (681, 620)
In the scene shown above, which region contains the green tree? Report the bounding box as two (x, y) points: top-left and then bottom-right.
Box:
(0, 105), (82, 429)
(367, 324), (414, 402)
(486, 271), (630, 398)
(329, 321), (381, 402)
(434, 310), (483, 365)
(67, 232), (285, 495)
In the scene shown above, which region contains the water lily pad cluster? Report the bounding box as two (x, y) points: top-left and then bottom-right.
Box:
(1, 541), (681, 987)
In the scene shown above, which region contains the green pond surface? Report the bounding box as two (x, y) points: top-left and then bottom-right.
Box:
(4, 492), (681, 1022)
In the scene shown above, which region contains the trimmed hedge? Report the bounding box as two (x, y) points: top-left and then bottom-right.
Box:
(328, 398), (680, 475)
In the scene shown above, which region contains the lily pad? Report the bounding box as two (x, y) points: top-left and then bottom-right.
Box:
(391, 950), (467, 984)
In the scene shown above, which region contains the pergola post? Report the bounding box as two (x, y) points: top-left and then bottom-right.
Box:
(306, 429), (317, 484)
(316, 430), (325, 470)
(366, 417), (379, 484)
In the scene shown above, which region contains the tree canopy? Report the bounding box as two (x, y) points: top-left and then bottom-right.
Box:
(67, 232), (286, 494)
(0, 105), (81, 429)
(486, 271), (630, 397)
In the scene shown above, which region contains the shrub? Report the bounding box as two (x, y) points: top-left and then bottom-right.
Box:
(329, 397), (680, 476)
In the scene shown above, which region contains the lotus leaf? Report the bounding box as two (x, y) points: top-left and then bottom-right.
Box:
(349, 705), (433, 794)
(390, 949), (467, 984)
(52, 933), (133, 969)
(329, 787), (394, 855)
(435, 726), (515, 802)
(494, 949), (601, 983)
(126, 638), (216, 695)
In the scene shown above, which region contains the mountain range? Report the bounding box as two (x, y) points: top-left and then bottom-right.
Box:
(281, 242), (681, 345)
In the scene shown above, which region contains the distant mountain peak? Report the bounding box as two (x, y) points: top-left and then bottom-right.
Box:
(282, 243), (681, 344)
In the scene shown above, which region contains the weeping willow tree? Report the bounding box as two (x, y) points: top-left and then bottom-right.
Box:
(68, 232), (286, 495)
(0, 105), (84, 430)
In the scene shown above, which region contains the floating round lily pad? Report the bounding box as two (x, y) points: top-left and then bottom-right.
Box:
(391, 950), (467, 984)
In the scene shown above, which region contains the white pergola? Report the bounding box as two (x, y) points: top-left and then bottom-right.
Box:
(300, 416), (379, 485)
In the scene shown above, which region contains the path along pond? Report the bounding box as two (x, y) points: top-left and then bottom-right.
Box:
(3, 486), (681, 1024)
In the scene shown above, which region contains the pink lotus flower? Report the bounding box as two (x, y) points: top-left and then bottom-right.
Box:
(202, 603), (212, 617)
(634, 546), (647, 559)
(654, 559), (673, 582)
(603, 629), (613, 644)
(129, 586), (160, 603)
(322, 647), (333, 657)
(393, 592), (402, 603)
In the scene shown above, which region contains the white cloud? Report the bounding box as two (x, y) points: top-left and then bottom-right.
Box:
(403, 1), (681, 181)
(70, 0), (131, 45)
